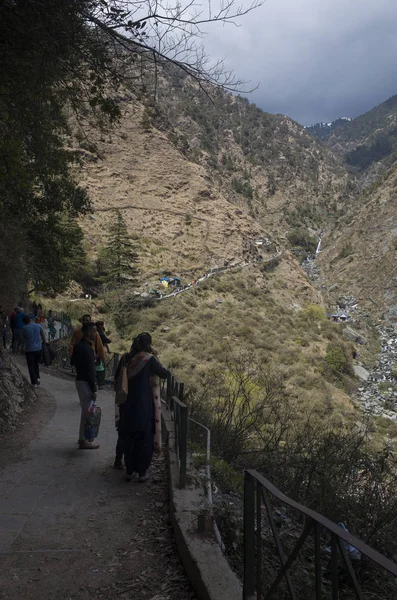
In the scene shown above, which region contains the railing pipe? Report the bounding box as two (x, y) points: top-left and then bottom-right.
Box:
(247, 469), (397, 576)
(244, 469), (397, 599)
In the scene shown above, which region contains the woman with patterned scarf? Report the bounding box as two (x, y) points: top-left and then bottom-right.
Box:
(115, 332), (168, 482)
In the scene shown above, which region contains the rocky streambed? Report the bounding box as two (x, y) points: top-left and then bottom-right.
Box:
(302, 255), (397, 422)
(354, 324), (397, 420)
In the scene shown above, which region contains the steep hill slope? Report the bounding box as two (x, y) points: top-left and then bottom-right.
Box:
(74, 76), (352, 273)
(318, 165), (397, 321)
(153, 72), (352, 236)
(75, 99), (266, 276)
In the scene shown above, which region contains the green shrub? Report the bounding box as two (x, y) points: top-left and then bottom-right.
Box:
(262, 255), (281, 272)
(231, 176), (253, 199)
(210, 458), (243, 493)
(338, 243), (353, 259)
(324, 343), (353, 379)
(301, 304), (327, 322)
(287, 228), (317, 253)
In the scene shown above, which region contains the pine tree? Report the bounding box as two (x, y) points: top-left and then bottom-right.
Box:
(102, 211), (139, 285)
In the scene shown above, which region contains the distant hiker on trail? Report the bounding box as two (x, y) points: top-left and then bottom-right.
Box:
(12, 307), (27, 353)
(47, 310), (57, 341)
(36, 304), (45, 323)
(71, 322), (99, 450)
(0, 308), (8, 349)
(114, 332), (168, 481)
(95, 321), (111, 389)
(10, 308), (17, 352)
(21, 316), (46, 388)
(69, 314), (105, 364)
(96, 321), (111, 354)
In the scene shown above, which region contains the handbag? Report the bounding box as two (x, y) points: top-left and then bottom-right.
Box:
(115, 355), (128, 405)
(84, 401), (102, 441)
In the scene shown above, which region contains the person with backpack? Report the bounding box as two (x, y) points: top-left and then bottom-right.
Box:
(95, 321), (111, 389)
(12, 307), (27, 353)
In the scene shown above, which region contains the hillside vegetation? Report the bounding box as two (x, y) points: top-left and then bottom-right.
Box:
(98, 261), (358, 416)
(72, 69), (356, 290)
(309, 95), (397, 182)
(305, 117), (352, 141)
(155, 71), (353, 235)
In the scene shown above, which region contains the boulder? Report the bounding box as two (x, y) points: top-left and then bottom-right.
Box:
(354, 366), (370, 381)
(343, 326), (367, 345)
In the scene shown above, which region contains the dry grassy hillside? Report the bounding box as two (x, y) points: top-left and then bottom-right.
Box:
(318, 166), (397, 320)
(72, 72), (356, 281)
(75, 100), (267, 276)
(98, 259), (355, 419)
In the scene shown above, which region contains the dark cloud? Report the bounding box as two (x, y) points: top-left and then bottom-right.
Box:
(204, 0), (397, 124)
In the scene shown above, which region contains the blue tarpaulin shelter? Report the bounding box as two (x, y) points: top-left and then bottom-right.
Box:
(160, 276), (181, 286)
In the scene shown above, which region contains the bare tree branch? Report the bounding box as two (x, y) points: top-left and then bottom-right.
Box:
(79, 0), (262, 93)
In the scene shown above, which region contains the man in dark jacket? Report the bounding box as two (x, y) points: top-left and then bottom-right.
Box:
(12, 307), (26, 353)
(71, 322), (99, 450)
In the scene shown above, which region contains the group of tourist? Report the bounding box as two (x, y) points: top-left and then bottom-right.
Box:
(0, 305), (58, 353)
(2, 304), (167, 483)
(69, 316), (168, 483)
(0, 304), (59, 386)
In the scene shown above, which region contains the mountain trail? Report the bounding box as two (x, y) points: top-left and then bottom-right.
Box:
(0, 360), (194, 600)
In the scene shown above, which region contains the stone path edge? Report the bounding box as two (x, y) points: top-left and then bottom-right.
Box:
(162, 407), (242, 600)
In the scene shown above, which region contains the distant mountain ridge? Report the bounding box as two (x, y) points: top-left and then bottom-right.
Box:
(307, 95), (397, 181)
(306, 117), (352, 141)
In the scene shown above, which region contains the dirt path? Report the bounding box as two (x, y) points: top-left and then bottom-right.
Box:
(0, 366), (195, 600)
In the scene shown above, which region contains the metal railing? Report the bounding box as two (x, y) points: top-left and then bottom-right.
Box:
(104, 352), (119, 383)
(243, 469), (397, 600)
(164, 372), (188, 489)
(50, 312), (73, 337)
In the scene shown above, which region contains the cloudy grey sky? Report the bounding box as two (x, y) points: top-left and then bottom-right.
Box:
(204, 0), (397, 125)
